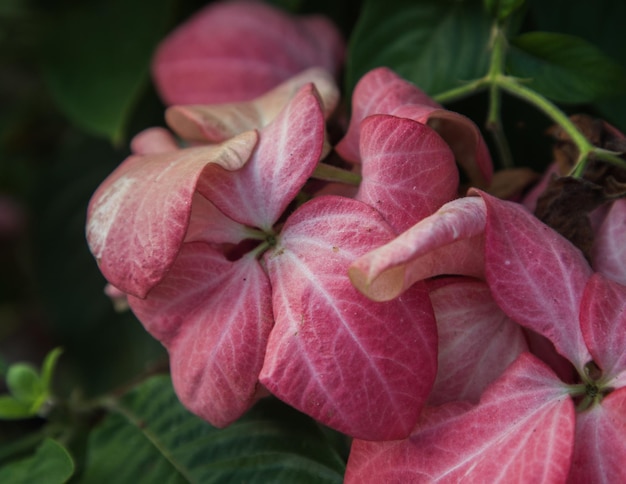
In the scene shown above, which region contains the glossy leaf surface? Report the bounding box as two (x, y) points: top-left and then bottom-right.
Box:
(82, 376), (346, 483)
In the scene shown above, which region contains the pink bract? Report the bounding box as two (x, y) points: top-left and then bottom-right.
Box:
(348, 189), (626, 480)
(152, 0), (345, 105)
(335, 67), (492, 188)
(87, 66), (455, 439)
(346, 353), (575, 483)
(165, 67), (340, 143)
(86, 130), (259, 298)
(261, 195), (437, 440)
(426, 278), (528, 406)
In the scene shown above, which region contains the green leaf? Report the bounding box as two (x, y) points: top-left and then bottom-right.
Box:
(507, 31), (626, 104)
(346, 0), (492, 97)
(0, 438), (74, 484)
(81, 376), (345, 483)
(0, 395), (32, 420)
(6, 364), (41, 407)
(41, 0), (175, 144)
(528, 0), (626, 132)
(484, 0), (525, 21)
(40, 347), (63, 393)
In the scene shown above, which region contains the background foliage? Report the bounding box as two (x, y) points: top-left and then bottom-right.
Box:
(1, 0), (625, 481)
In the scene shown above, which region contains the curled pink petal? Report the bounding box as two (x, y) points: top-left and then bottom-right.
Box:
(262, 196), (437, 440)
(336, 67), (439, 163)
(129, 243), (274, 427)
(86, 130), (258, 298)
(478, 189), (593, 371)
(356, 114), (457, 232)
(349, 196), (487, 302)
(152, 1), (344, 105)
(393, 104), (493, 187)
(166, 68), (340, 143)
(346, 353), (575, 483)
(580, 274), (626, 386)
(336, 67), (493, 187)
(198, 84), (325, 230)
(592, 199), (626, 285)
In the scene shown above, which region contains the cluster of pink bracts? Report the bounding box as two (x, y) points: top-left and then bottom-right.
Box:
(86, 1), (626, 481)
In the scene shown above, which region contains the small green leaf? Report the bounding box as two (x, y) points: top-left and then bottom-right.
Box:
(484, 0), (525, 21)
(82, 376), (345, 483)
(508, 31), (626, 104)
(40, 347), (63, 393)
(346, 0), (492, 97)
(6, 363), (41, 407)
(0, 395), (32, 420)
(41, 0), (175, 144)
(0, 439), (75, 484)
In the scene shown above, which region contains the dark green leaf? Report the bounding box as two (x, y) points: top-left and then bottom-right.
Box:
(528, 0), (626, 132)
(508, 32), (626, 104)
(81, 376), (345, 483)
(33, 132), (166, 397)
(346, 0), (492, 97)
(0, 439), (74, 483)
(41, 0), (175, 144)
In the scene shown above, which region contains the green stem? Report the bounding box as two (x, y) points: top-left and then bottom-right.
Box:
(497, 77), (626, 175)
(312, 162), (361, 185)
(484, 23), (514, 168)
(432, 78), (488, 105)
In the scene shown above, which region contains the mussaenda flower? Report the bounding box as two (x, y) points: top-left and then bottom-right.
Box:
(347, 190), (626, 481)
(86, 77), (441, 441)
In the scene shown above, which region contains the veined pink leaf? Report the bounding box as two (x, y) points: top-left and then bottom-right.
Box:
(336, 67), (439, 162)
(479, 190), (593, 371)
(346, 353), (575, 483)
(580, 274), (626, 387)
(198, 84), (325, 231)
(129, 127), (178, 154)
(392, 104), (493, 188)
(426, 278), (528, 405)
(356, 115), (457, 232)
(128, 242), (274, 428)
(166, 68), (339, 143)
(568, 387), (626, 483)
(86, 130), (258, 298)
(152, 1), (344, 105)
(261, 196), (437, 440)
(336, 68), (493, 187)
(592, 199), (626, 285)
(349, 196), (487, 302)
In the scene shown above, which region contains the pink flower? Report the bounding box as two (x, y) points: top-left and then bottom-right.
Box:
(86, 75), (444, 440)
(336, 67), (493, 190)
(348, 191), (626, 481)
(152, 0), (345, 105)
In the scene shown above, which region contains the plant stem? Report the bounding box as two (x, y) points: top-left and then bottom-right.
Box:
(433, 78), (488, 104)
(312, 162), (361, 185)
(483, 23), (514, 168)
(497, 77), (626, 175)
